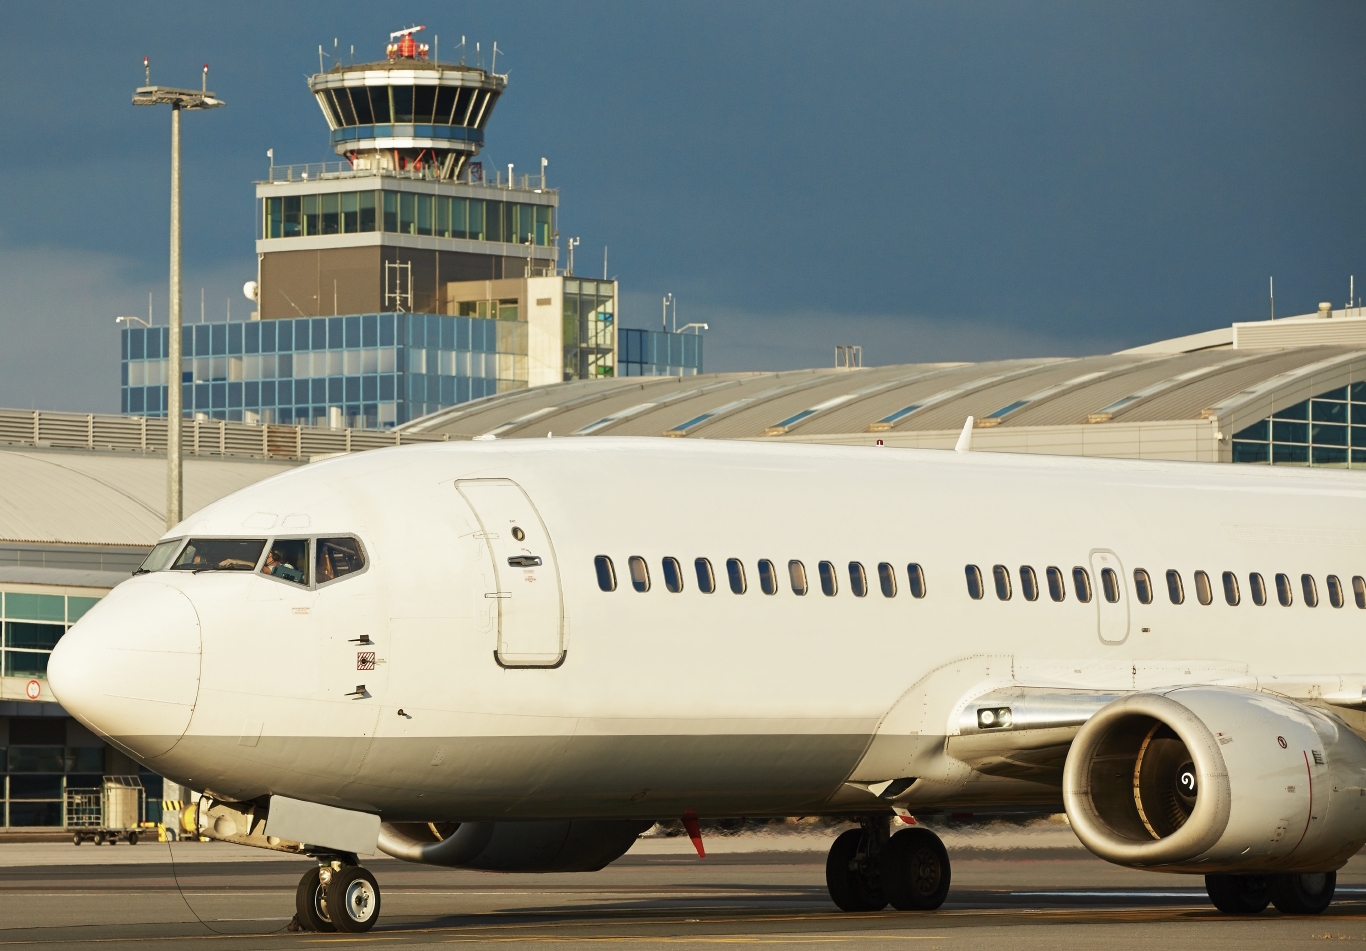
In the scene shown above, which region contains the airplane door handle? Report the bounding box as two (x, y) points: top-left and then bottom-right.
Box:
(507, 555), (542, 567)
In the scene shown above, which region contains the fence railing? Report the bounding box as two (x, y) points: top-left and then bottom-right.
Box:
(0, 409), (450, 463)
(260, 162), (556, 193)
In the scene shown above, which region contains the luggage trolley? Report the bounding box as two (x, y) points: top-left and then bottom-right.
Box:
(68, 776), (146, 845)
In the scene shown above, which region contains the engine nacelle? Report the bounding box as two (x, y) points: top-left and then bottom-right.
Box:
(377, 819), (652, 872)
(1063, 686), (1366, 873)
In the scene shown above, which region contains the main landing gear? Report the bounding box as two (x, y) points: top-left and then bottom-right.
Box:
(294, 859), (382, 933)
(1205, 872), (1335, 915)
(825, 817), (951, 912)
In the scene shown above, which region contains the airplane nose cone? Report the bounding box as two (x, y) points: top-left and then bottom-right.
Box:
(48, 580), (201, 761)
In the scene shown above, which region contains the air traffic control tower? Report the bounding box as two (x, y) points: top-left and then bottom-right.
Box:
(257, 27), (554, 318)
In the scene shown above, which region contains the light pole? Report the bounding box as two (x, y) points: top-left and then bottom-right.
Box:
(133, 60), (223, 530)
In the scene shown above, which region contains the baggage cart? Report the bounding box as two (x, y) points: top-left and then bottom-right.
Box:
(68, 776), (146, 845)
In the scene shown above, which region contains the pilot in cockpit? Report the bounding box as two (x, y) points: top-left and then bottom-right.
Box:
(262, 544), (305, 584)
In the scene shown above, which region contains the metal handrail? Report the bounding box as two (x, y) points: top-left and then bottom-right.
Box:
(0, 408), (450, 463)
(260, 162), (556, 194)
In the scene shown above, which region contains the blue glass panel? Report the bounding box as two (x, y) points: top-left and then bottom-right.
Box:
(311, 379), (326, 403)
(130, 388), (144, 413)
(279, 407), (293, 423)
(211, 324), (227, 356)
(329, 378), (343, 403)
(194, 383), (209, 409)
(1234, 419), (1269, 441)
(121, 363), (128, 385)
(362, 313), (378, 347)
(121, 329), (129, 360)
(427, 314), (440, 350)
(345, 315), (360, 348)
(329, 316), (343, 349)
(1312, 400), (1348, 423)
(295, 380), (310, 404)
(345, 377), (360, 402)
(228, 382), (243, 408)
(457, 317), (470, 350)
(147, 328), (162, 359)
(440, 316), (454, 350)
(209, 382), (225, 408)
(1275, 400), (1309, 421)
(345, 404), (360, 418)
(192, 325), (208, 357)
(1313, 445), (1348, 464)
(120, 388), (129, 413)
(1233, 441), (1269, 463)
(276, 321), (291, 351)
(410, 375), (425, 402)
(458, 377), (470, 403)
(1273, 421), (1308, 443)
(130, 328), (145, 360)
(439, 377), (454, 402)
(312, 318), (327, 351)
(1313, 423), (1348, 446)
(1273, 443), (1309, 463)
(380, 313), (394, 346)
(245, 322), (260, 354)
(1320, 385), (1350, 401)
(1353, 381), (1366, 402)
(380, 375), (394, 401)
(278, 353), (292, 378)
(245, 381), (259, 406)
(395, 313), (408, 346)
(261, 321), (276, 352)
(147, 386), (162, 414)
(228, 323), (243, 355)
(262, 381), (275, 406)
(362, 375), (377, 401)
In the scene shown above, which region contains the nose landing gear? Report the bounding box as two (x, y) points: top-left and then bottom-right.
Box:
(293, 859), (382, 933)
(825, 817), (952, 912)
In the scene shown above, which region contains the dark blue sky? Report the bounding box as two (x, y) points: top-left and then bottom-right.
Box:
(2, 2), (1363, 411)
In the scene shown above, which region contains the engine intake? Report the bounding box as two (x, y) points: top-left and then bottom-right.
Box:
(1064, 687), (1366, 874)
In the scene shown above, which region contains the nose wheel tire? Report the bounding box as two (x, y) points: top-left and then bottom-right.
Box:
(294, 867), (336, 933)
(1205, 874), (1270, 914)
(825, 828), (888, 911)
(882, 828), (951, 911)
(326, 865), (381, 933)
(1269, 872), (1336, 915)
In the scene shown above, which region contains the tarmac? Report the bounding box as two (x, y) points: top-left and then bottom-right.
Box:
(0, 824), (1362, 949)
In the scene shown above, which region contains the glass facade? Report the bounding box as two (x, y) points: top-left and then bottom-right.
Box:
(563, 280), (619, 381)
(1232, 382), (1366, 467)
(1, 592), (95, 682)
(617, 328), (704, 378)
(121, 313), (527, 429)
(264, 191), (553, 245)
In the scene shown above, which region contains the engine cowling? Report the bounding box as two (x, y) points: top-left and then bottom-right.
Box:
(1063, 686), (1366, 873)
(377, 819), (652, 872)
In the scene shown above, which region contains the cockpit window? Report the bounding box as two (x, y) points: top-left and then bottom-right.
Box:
(172, 538), (266, 572)
(262, 539), (309, 585)
(316, 537), (366, 584)
(137, 538), (184, 574)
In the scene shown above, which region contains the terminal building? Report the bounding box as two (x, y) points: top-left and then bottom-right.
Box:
(121, 27), (702, 430)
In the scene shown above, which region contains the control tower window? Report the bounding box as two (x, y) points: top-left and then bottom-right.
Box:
(413, 84), (437, 124)
(317, 537), (366, 585)
(435, 85), (458, 124)
(330, 88), (357, 127)
(173, 538), (267, 572)
(368, 86), (391, 124)
(263, 539), (309, 586)
(350, 87), (374, 125)
(392, 85), (414, 123)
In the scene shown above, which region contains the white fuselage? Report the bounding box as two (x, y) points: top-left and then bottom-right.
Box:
(47, 439), (1366, 822)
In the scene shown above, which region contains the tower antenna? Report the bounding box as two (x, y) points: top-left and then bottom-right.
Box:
(1270, 276), (1275, 321)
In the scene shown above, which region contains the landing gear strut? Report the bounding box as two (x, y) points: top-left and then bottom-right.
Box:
(825, 817), (951, 912)
(293, 858), (382, 933)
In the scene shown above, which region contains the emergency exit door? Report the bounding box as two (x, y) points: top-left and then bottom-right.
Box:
(456, 479), (565, 667)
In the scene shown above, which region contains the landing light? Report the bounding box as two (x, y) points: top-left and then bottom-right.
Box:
(977, 707), (1013, 730)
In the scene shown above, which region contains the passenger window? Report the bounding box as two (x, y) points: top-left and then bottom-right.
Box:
(849, 562), (868, 597)
(1355, 576), (1366, 609)
(758, 559), (778, 595)
(595, 555), (616, 592)
(1047, 566), (1066, 602)
(1249, 572), (1267, 606)
(261, 539), (308, 585)
(907, 563), (927, 598)
(727, 558), (746, 594)
(178, 537), (267, 572)
(789, 560), (808, 596)
(1072, 567), (1092, 603)
(1302, 574), (1319, 607)
(1020, 566), (1039, 602)
(1328, 575), (1344, 608)
(662, 557), (684, 593)
(877, 563), (897, 598)
(992, 565), (1012, 600)
(628, 556), (650, 592)
(1222, 571), (1239, 606)
(819, 561), (838, 596)
(1101, 567), (1120, 603)
(965, 565), (984, 600)
(316, 537), (365, 584)
(1133, 569), (1152, 604)
(1166, 569), (1184, 604)
(695, 557), (715, 594)
(1276, 572), (1293, 606)
(1194, 571), (1212, 605)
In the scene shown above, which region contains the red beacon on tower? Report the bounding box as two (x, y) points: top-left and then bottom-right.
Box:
(386, 25), (429, 61)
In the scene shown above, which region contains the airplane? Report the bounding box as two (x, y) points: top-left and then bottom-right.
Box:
(47, 434), (1366, 933)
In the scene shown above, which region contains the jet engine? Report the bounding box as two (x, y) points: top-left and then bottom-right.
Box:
(377, 819), (653, 872)
(1063, 686), (1366, 873)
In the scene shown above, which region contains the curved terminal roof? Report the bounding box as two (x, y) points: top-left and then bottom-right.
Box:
(402, 346), (1366, 463)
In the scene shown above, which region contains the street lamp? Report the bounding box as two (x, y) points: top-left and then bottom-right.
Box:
(133, 60), (224, 530)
